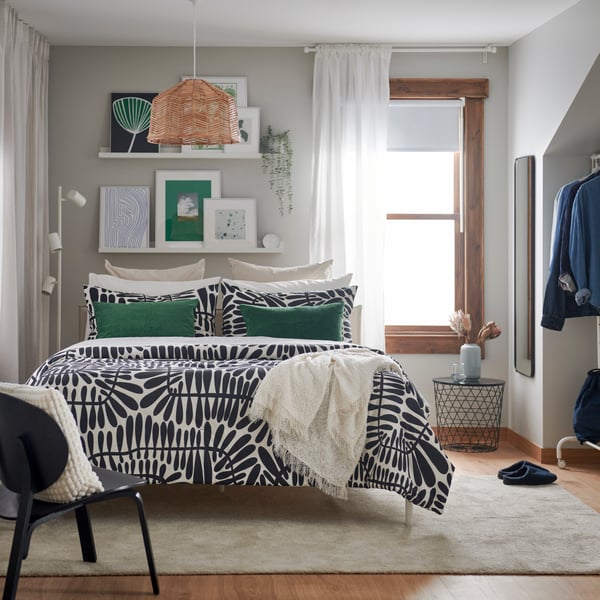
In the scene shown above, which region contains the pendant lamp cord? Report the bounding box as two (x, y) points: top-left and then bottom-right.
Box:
(192, 0), (197, 79)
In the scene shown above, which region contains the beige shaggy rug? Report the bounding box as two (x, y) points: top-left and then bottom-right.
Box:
(1, 475), (599, 576)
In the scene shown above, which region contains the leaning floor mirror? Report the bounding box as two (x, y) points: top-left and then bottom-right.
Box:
(514, 155), (535, 377)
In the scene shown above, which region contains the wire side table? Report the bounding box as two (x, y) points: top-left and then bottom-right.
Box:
(432, 377), (505, 452)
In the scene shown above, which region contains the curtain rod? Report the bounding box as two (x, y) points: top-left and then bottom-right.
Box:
(304, 44), (498, 62)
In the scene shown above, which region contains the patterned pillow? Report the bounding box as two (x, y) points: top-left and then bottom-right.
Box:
(0, 383), (104, 503)
(221, 280), (357, 342)
(84, 281), (219, 339)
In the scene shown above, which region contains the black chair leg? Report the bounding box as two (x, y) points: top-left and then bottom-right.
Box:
(3, 494), (33, 600)
(75, 505), (97, 562)
(130, 491), (160, 595)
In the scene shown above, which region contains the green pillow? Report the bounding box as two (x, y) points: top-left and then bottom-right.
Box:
(93, 300), (198, 338)
(239, 302), (345, 341)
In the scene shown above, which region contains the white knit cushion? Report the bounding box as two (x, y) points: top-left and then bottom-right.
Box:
(0, 383), (103, 503)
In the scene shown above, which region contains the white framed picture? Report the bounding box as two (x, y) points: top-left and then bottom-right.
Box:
(225, 107), (260, 155)
(183, 107), (260, 156)
(155, 170), (221, 250)
(203, 198), (257, 250)
(180, 142), (225, 156)
(99, 186), (150, 249)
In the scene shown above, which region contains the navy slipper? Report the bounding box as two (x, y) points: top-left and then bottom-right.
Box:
(502, 464), (557, 485)
(497, 460), (551, 479)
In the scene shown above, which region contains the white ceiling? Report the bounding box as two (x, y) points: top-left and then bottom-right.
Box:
(8, 0), (582, 47)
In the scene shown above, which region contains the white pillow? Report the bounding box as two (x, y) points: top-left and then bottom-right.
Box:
(89, 273), (219, 295)
(104, 258), (205, 281)
(222, 274), (353, 292)
(228, 258), (333, 282)
(0, 383), (104, 503)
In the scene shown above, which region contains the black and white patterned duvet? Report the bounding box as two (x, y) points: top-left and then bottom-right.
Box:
(27, 338), (454, 514)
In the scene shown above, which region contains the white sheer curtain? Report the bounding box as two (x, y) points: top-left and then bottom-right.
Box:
(0, 2), (49, 382)
(310, 44), (391, 350)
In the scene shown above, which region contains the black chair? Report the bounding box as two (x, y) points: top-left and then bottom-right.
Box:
(0, 391), (159, 599)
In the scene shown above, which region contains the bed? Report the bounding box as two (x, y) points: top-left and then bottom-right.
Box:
(26, 266), (455, 519)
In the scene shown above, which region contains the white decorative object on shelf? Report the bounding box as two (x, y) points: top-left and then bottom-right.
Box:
(262, 233), (280, 249)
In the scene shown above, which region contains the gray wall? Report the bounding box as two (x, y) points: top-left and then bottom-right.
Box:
(49, 44), (510, 424)
(508, 0), (600, 448)
(49, 47), (315, 347)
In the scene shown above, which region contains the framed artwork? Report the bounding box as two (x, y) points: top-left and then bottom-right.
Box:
(181, 142), (225, 156)
(182, 107), (260, 156)
(155, 170), (221, 249)
(110, 92), (158, 153)
(99, 186), (150, 249)
(203, 198), (257, 250)
(182, 76), (248, 106)
(225, 107), (260, 155)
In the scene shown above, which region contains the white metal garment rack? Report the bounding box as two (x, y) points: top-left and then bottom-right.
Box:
(556, 318), (600, 467)
(556, 152), (600, 468)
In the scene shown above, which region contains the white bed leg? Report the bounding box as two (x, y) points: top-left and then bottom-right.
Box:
(404, 498), (413, 526)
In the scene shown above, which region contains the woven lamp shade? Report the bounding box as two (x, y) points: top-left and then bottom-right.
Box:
(147, 78), (242, 145)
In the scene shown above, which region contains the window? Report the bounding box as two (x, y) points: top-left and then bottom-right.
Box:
(385, 79), (488, 354)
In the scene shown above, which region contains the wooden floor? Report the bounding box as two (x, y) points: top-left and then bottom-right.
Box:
(3, 442), (600, 599)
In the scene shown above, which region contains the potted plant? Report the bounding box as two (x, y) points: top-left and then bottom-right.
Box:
(260, 126), (293, 215)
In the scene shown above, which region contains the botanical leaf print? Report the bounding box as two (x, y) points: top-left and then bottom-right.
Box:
(28, 340), (454, 514)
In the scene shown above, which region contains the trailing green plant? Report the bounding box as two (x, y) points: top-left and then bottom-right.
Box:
(260, 126), (293, 215)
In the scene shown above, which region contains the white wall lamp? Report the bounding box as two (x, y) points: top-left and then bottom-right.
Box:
(41, 275), (57, 296)
(45, 186), (87, 350)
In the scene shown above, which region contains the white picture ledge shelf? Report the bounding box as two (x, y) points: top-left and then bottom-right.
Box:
(99, 244), (284, 254)
(98, 150), (262, 160)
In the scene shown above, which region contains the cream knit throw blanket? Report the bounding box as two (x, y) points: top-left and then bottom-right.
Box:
(248, 348), (403, 498)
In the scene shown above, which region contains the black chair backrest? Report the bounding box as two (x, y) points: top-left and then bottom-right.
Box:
(0, 391), (69, 495)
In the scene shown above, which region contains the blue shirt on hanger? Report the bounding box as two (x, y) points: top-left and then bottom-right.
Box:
(541, 178), (599, 331)
(570, 176), (600, 310)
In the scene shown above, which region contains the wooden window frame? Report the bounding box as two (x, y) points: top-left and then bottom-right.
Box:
(385, 78), (489, 355)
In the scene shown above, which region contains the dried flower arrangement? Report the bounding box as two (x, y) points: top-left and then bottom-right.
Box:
(449, 309), (502, 344)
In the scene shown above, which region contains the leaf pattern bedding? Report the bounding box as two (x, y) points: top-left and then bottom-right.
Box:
(27, 338), (454, 514)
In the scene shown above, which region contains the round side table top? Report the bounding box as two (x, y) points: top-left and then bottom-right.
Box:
(433, 377), (505, 386)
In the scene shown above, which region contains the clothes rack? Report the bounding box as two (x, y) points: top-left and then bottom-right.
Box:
(555, 152), (600, 467)
(556, 317), (600, 467)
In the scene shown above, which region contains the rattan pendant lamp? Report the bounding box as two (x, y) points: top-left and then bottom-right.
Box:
(147, 0), (241, 146)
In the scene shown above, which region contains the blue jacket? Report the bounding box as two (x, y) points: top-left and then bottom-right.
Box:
(541, 178), (599, 331)
(570, 176), (600, 310)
